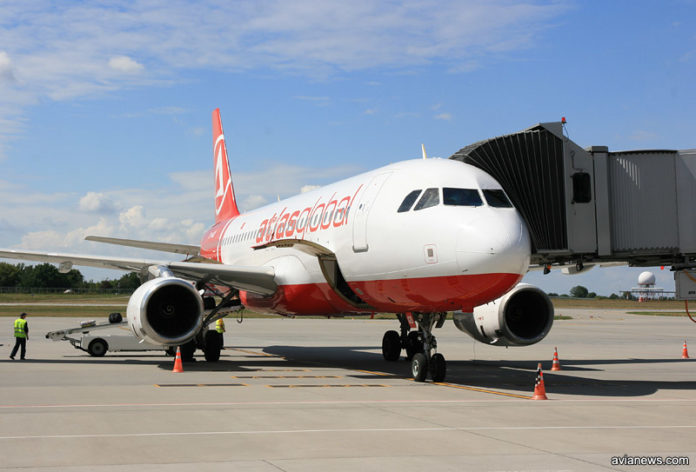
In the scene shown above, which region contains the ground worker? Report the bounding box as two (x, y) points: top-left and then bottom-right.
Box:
(215, 317), (226, 336)
(10, 312), (28, 360)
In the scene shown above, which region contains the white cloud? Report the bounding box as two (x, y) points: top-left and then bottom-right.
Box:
(300, 184), (321, 193)
(0, 51), (15, 82)
(0, 1), (568, 156)
(435, 112), (453, 121)
(108, 55), (144, 73)
(119, 205), (147, 229)
(241, 195), (268, 211)
(79, 192), (117, 214)
(364, 108), (377, 115)
(1, 162), (359, 259)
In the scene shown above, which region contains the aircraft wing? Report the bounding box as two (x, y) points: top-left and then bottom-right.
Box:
(85, 236), (200, 255)
(0, 249), (276, 295)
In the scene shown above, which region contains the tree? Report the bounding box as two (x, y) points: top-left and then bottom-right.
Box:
(17, 263), (84, 289)
(117, 272), (141, 290)
(0, 263), (21, 287)
(569, 285), (589, 298)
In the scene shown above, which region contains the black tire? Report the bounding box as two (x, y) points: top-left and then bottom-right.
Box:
(411, 352), (428, 382)
(88, 339), (108, 357)
(108, 312), (122, 324)
(429, 353), (446, 382)
(180, 340), (196, 362)
(405, 331), (423, 360)
(382, 330), (401, 361)
(204, 330), (223, 362)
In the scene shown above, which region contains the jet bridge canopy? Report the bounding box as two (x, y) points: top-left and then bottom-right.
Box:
(450, 122), (696, 269)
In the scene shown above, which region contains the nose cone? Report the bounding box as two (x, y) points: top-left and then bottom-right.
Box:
(456, 209), (530, 276)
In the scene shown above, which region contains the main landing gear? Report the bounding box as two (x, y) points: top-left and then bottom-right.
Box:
(381, 312), (447, 382)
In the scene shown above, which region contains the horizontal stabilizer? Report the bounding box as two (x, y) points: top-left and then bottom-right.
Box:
(85, 236), (200, 256)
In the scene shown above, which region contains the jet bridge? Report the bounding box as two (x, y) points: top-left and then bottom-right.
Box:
(449, 122), (696, 279)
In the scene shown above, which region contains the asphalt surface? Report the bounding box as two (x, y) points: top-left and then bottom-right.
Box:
(1, 310), (695, 471)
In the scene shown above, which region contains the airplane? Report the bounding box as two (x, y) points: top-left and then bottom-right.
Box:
(0, 109), (554, 382)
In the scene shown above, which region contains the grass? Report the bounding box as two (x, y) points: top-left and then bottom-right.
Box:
(0, 293), (130, 303)
(551, 298), (685, 309)
(625, 311), (691, 317)
(1, 293), (683, 319)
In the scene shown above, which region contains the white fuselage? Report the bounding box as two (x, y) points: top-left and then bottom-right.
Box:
(201, 158), (530, 315)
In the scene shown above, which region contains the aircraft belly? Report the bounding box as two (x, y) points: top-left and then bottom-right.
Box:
(348, 272), (523, 312)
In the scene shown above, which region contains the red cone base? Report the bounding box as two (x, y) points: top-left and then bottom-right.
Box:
(172, 346), (184, 373)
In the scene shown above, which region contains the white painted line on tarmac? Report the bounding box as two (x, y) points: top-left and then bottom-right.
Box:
(0, 397), (695, 409)
(1, 425), (695, 441)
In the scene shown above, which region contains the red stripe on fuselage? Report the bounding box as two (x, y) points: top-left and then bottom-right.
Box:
(240, 272), (523, 316)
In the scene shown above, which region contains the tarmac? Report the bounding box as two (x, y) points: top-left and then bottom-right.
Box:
(1, 309), (695, 471)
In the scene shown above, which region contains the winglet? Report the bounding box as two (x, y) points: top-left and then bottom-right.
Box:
(212, 108), (240, 222)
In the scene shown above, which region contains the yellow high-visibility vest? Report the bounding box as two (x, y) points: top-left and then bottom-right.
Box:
(14, 319), (27, 338)
(215, 318), (226, 334)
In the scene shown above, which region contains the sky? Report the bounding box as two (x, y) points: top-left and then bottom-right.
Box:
(0, 0), (694, 295)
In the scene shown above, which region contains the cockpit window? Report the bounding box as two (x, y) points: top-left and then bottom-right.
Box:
(397, 190), (422, 213)
(413, 188), (440, 211)
(482, 189), (513, 208)
(443, 188), (483, 207)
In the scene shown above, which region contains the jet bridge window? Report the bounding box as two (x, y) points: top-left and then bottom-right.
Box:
(482, 189), (513, 208)
(414, 188), (440, 211)
(443, 188), (482, 207)
(397, 189), (422, 212)
(572, 172), (592, 203)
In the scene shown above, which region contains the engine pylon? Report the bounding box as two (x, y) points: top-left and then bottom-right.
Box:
(682, 341), (690, 359)
(551, 347), (562, 371)
(532, 363), (548, 400)
(172, 346), (184, 373)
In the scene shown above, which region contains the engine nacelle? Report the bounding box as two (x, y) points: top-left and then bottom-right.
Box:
(453, 283), (553, 347)
(127, 277), (203, 345)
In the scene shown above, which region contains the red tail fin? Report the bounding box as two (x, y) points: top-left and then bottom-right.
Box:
(212, 108), (240, 222)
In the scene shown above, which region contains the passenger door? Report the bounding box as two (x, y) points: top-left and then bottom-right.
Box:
(352, 172), (392, 252)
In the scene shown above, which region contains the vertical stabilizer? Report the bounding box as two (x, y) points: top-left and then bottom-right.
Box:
(212, 108), (240, 222)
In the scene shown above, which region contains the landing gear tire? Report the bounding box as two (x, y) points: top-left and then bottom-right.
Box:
(88, 339), (107, 357)
(382, 330), (401, 361)
(204, 331), (223, 362)
(411, 352), (428, 382)
(429, 353), (446, 382)
(405, 331), (423, 360)
(180, 340), (196, 362)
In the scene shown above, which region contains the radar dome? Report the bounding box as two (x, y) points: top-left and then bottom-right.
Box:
(638, 271), (656, 286)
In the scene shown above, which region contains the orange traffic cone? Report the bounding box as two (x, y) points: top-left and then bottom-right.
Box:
(682, 341), (690, 359)
(551, 347), (562, 371)
(532, 363), (548, 400)
(172, 346), (184, 373)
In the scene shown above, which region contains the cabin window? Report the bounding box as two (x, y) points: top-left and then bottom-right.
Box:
(414, 188), (440, 211)
(397, 190), (422, 213)
(442, 188), (482, 207)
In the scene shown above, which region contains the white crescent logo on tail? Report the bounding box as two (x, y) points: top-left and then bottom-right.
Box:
(214, 134), (232, 216)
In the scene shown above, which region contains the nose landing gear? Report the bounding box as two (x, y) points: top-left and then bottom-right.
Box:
(380, 312), (447, 382)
